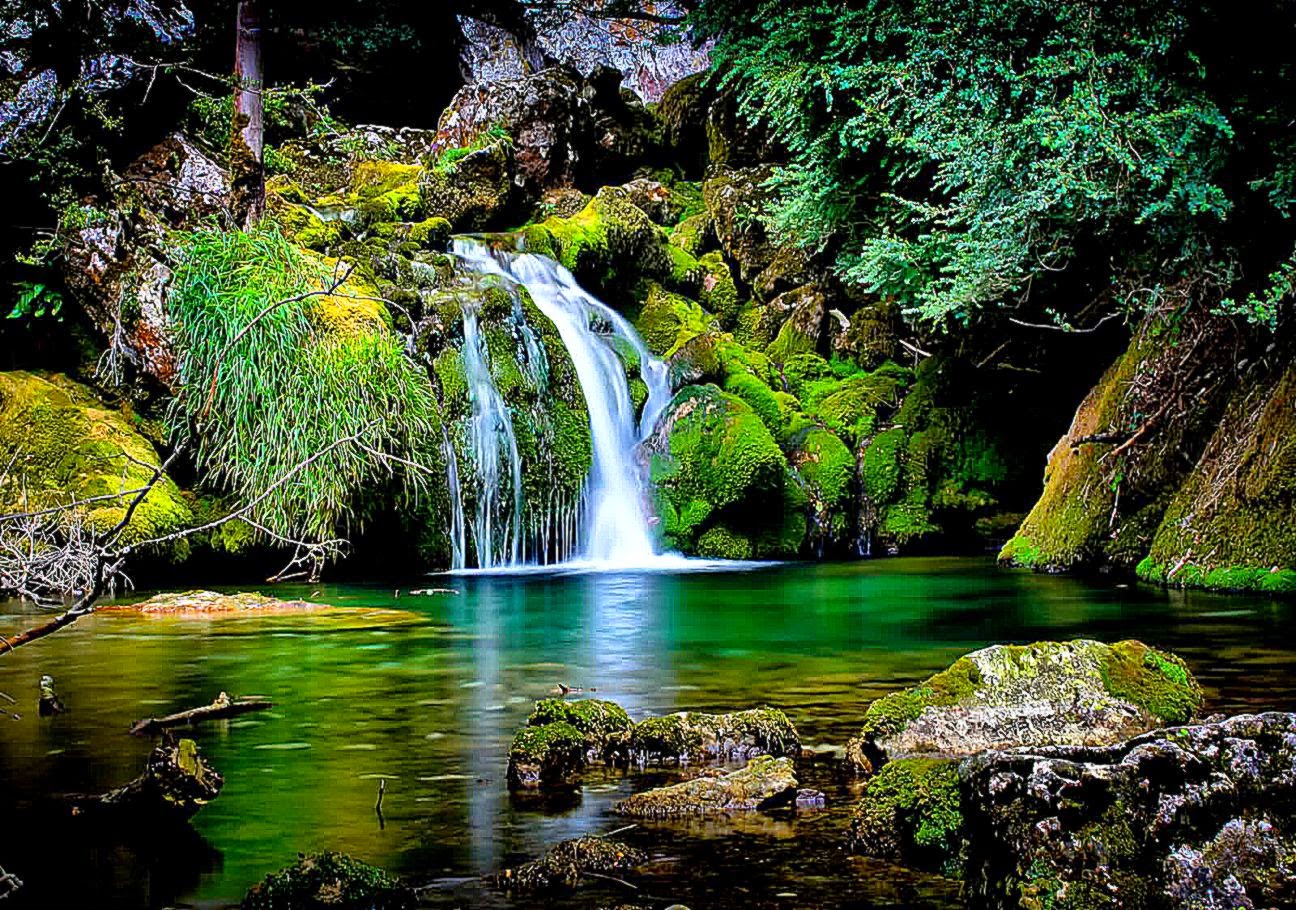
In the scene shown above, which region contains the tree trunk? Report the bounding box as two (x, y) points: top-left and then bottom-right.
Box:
(231, 0), (265, 228)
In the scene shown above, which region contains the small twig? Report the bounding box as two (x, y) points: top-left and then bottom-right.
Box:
(582, 871), (638, 891)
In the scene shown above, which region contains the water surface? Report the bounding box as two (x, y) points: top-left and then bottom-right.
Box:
(1, 557), (1293, 908)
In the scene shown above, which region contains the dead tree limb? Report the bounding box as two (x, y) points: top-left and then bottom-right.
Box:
(129, 692), (272, 736)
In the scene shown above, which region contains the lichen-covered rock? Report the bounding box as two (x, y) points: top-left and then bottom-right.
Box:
(242, 852), (414, 910)
(844, 639), (1203, 776)
(0, 371), (192, 548)
(527, 698), (634, 754)
(420, 137), (514, 231)
(120, 132), (229, 227)
(1001, 307), (1239, 574)
(628, 707), (800, 763)
(490, 836), (648, 893)
(961, 713), (1296, 910)
(613, 755), (798, 817)
(1137, 355), (1296, 594)
(702, 167), (777, 282)
(764, 285), (829, 364)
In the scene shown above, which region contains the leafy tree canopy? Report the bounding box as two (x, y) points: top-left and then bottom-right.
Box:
(691, 0), (1296, 330)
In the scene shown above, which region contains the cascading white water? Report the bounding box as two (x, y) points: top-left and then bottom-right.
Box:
(453, 238), (673, 568)
(454, 294), (525, 569)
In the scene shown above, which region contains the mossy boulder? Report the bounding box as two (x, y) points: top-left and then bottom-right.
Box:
(628, 707), (800, 763)
(242, 852), (414, 910)
(847, 757), (965, 877)
(702, 167), (777, 282)
(787, 426), (855, 553)
(845, 639), (1203, 776)
(419, 137), (514, 231)
(527, 698), (634, 751)
(647, 384), (786, 552)
(507, 721), (587, 790)
(0, 371), (193, 550)
(613, 755), (798, 817)
(527, 186), (672, 294)
(962, 712), (1296, 909)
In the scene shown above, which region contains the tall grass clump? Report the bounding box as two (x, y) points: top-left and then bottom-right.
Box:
(166, 226), (441, 545)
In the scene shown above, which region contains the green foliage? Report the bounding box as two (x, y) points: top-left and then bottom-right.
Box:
(431, 124), (511, 175)
(693, 0), (1296, 328)
(166, 226), (440, 545)
(6, 283), (64, 322)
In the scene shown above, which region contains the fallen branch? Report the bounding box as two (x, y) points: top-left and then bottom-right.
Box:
(129, 692), (272, 736)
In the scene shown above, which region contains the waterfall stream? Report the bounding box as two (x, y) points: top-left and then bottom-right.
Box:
(448, 238), (675, 570)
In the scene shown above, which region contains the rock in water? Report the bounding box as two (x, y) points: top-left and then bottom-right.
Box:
(629, 707), (801, 763)
(242, 852), (414, 909)
(613, 755), (798, 817)
(38, 675), (65, 716)
(845, 639), (1203, 775)
(490, 836), (647, 892)
(507, 698), (633, 790)
(845, 639), (1203, 874)
(961, 713), (1296, 910)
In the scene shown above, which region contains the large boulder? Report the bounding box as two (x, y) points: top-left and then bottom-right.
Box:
(613, 755), (798, 817)
(420, 137), (515, 230)
(702, 167), (778, 282)
(844, 639), (1203, 776)
(962, 713), (1296, 910)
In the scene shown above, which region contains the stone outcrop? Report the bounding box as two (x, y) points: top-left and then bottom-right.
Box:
(490, 836), (648, 892)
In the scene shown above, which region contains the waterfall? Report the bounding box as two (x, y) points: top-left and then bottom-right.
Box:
(451, 238), (673, 569)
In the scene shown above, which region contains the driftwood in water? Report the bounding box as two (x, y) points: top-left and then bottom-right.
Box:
(129, 691), (271, 736)
(64, 736), (223, 822)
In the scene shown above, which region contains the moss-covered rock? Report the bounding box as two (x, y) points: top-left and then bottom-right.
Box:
(845, 639), (1202, 776)
(1002, 308), (1239, 574)
(242, 852), (414, 910)
(527, 698), (634, 750)
(647, 384), (786, 552)
(628, 706), (800, 763)
(613, 754), (798, 817)
(702, 167), (777, 282)
(847, 757), (965, 876)
(0, 371), (193, 550)
(507, 721), (587, 790)
(419, 137), (514, 231)
(1136, 356), (1296, 594)
(787, 426), (855, 553)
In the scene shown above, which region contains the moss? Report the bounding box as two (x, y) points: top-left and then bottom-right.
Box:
(348, 160), (424, 222)
(527, 698), (632, 746)
(507, 722), (587, 789)
(697, 252), (740, 328)
(1099, 640), (1204, 724)
(792, 427), (854, 513)
(242, 852), (414, 910)
(0, 371), (193, 550)
(629, 707), (800, 762)
(697, 525), (754, 560)
(848, 757), (965, 875)
(539, 187), (670, 293)
(633, 283), (717, 360)
(670, 212), (714, 257)
(723, 372), (782, 436)
(858, 657), (982, 742)
(657, 385), (785, 516)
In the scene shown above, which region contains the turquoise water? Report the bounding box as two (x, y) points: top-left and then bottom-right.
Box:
(1, 557), (1293, 908)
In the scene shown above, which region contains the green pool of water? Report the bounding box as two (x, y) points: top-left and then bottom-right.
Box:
(1, 557), (1293, 908)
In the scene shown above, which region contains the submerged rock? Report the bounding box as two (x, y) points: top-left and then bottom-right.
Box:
(628, 706), (801, 764)
(242, 852), (414, 910)
(490, 836), (647, 892)
(614, 755), (798, 817)
(844, 639), (1203, 776)
(962, 712), (1296, 910)
(67, 737), (222, 823)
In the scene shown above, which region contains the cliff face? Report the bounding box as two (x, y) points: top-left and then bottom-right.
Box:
(1003, 307), (1294, 593)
